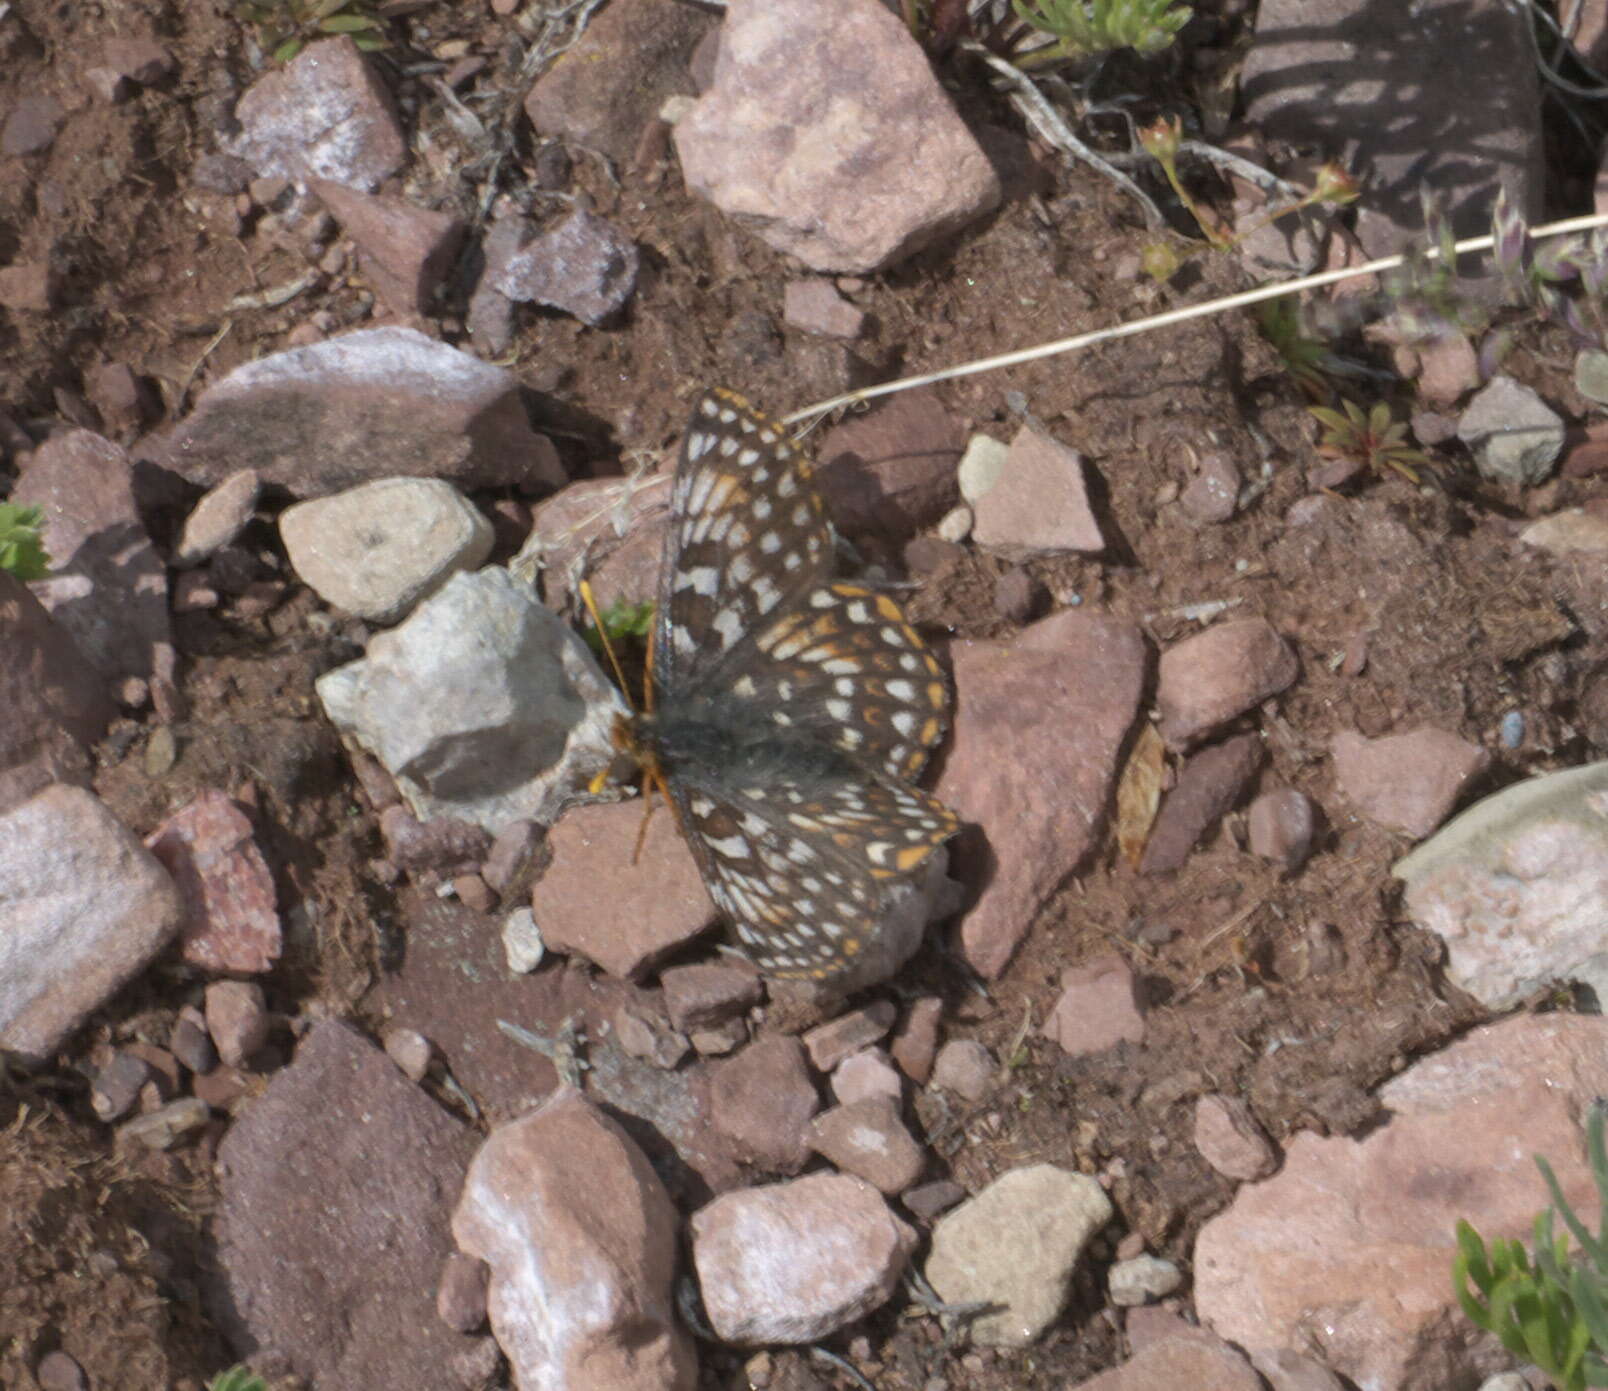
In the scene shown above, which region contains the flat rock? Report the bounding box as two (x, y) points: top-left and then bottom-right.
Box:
(673, 0), (1000, 272)
(523, 0), (712, 164)
(784, 279), (865, 338)
(808, 1096), (924, 1193)
(1456, 376), (1564, 486)
(311, 180), (466, 318)
(1043, 951), (1146, 1055)
(451, 1088), (696, 1391)
(691, 1173), (915, 1343)
(0, 571), (114, 815)
(173, 470), (260, 567)
(229, 36), (406, 191)
(936, 611), (1146, 978)
(1241, 0), (1540, 258)
(709, 1034), (819, 1173)
(145, 788), (281, 975)
(972, 425), (1105, 558)
(1395, 760), (1608, 1009)
(0, 785), (182, 1063)
(1194, 1014), (1608, 1391)
(926, 1163), (1113, 1346)
(533, 800), (717, 978)
(1073, 1328), (1264, 1391)
(164, 326), (564, 496)
(814, 388), (965, 542)
(14, 429), (170, 678)
(1519, 502), (1608, 556)
(280, 477), (494, 624)
(1157, 618), (1298, 748)
(317, 568), (627, 832)
(1331, 726), (1487, 838)
(490, 208), (639, 327)
(1193, 1093), (1279, 1182)
(210, 1020), (479, 1389)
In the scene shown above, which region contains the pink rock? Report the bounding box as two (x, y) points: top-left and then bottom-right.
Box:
(0, 262), (55, 311)
(691, 1173), (916, 1343)
(452, 1088), (695, 1391)
(1179, 451), (1240, 523)
(809, 1097), (925, 1193)
(146, 788), (281, 975)
(0, 785), (182, 1063)
(83, 361), (157, 436)
(802, 999), (896, 1072)
(972, 425), (1106, 558)
(1413, 331), (1480, 406)
(1247, 787), (1316, 872)
(526, 475), (668, 613)
(673, 0), (1000, 271)
(1193, 1094), (1279, 1181)
(101, 36), (176, 85)
(613, 1005), (690, 1070)
(383, 1026), (433, 1082)
(889, 995), (942, 1083)
(1195, 1014), (1608, 1391)
(784, 279), (865, 338)
(14, 429), (171, 679)
(490, 208), (639, 327)
(930, 1039), (992, 1101)
(523, 0), (712, 164)
(311, 181), (466, 318)
(659, 961), (763, 1032)
(229, 36), (405, 191)
(1330, 726), (1487, 838)
(0, 571), (114, 815)
(710, 1035), (820, 1172)
(1072, 1327), (1264, 1391)
(2, 94), (65, 157)
(204, 980), (270, 1068)
(164, 327), (564, 495)
(1157, 618), (1298, 748)
(532, 800), (716, 979)
(936, 611), (1146, 978)
(814, 387), (964, 541)
(831, 1048), (902, 1106)
(1139, 733), (1265, 875)
(1043, 952), (1146, 1055)
(435, 1251), (488, 1334)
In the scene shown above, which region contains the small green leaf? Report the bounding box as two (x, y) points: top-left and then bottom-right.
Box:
(272, 35), (305, 62)
(321, 12), (382, 31)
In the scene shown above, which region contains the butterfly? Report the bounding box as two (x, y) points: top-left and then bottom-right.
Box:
(621, 388), (959, 982)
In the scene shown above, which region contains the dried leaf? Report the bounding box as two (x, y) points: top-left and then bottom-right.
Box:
(1115, 722), (1168, 869)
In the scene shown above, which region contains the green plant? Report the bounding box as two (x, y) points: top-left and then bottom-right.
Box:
(1454, 1103), (1608, 1390)
(1309, 399), (1430, 484)
(0, 503), (50, 580)
(1010, 0), (1191, 63)
(235, 0), (388, 64)
(584, 597), (654, 653)
(207, 1368), (269, 1391)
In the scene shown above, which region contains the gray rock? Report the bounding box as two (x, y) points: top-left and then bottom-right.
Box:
(1456, 376), (1564, 486)
(1395, 760), (1608, 1008)
(1108, 1254), (1183, 1306)
(1575, 348), (1608, 406)
(0, 785), (182, 1063)
(317, 567), (627, 833)
(280, 477), (494, 624)
(490, 208), (639, 327)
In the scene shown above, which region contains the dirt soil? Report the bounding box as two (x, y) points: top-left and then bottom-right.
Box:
(3, 0), (1605, 1388)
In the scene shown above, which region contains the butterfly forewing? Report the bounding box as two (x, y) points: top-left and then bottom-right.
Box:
(653, 389), (833, 697)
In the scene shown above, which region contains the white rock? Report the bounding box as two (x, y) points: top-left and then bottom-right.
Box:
(957, 433), (1008, 503)
(280, 477), (494, 624)
(502, 907), (545, 974)
(317, 568), (626, 832)
(1108, 1254), (1183, 1306)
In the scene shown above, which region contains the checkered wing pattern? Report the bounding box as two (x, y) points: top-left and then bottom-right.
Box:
(653, 388), (833, 696)
(671, 774), (958, 979)
(641, 388), (958, 981)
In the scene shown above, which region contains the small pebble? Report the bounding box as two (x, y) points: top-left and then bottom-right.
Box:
(502, 908), (545, 973)
(1499, 710), (1525, 750)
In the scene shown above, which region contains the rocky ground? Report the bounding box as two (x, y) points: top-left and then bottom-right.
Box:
(5, 0), (1608, 1388)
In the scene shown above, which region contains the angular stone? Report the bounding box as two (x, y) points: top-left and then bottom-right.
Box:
(451, 1088), (696, 1391)
(173, 470), (260, 567)
(709, 1035), (819, 1172)
(1043, 952), (1146, 1056)
(2, 94), (65, 157)
(936, 611), (1146, 977)
(1331, 726), (1487, 838)
(14, 430), (170, 679)
(1074, 1329), (1265, 1391)
(660, 961), (763, 1033)
(0, 262), (55, 311)
(311, 181), (466, 318)
(0, 786), (182, 1063)
(317, 568), (627, 832)
(533, 801), (717, 978)
(802, 999), (896, 1072)
(1157, 618), (1298, 748)
(229, 36), (406, 191)
(1179, 451), (1240, 523)
(809, 1097), (925, 1193)
(165, 327), (564, 495)
(889, 996), (942, 1084)
(926, 1164), (1113, 1346)
(691, 1173), (915, 1343)
(783, 279), (865, 338)
(1457, 376), (1564, 486)
(1520, 502), (1608, 556)
(490, 209), (639, 327)
(1194, 1094), (1279, 1182)
(205, 980), (270, 1068)
(212, 1020), (478, 1388)
(814, 388), (965, 541)
(280, 477), (494, 624)
(673, 0), (1000, 271)
(972, 425), (1105, 558)
(930, 1039), (993, 1102)
(1394, 760), (1608, 1009)
(831, 1048), (902, 1106)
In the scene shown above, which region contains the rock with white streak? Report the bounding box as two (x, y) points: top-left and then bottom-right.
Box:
(673, 0), (1000, 272)
(1395, 760), (1608, 1009)
(0, 785), (182, 1062)
(317, 568), (627, 833)
(164, 327), (564, 496)
(691, 1173), (916, 1344)
(280, 478), (494, 624)
(452, 1088), (696, 1391)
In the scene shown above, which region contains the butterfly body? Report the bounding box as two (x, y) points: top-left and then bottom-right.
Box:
(630, 388), (959, 982)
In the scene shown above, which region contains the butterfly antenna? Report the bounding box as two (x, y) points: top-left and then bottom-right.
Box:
(579, 579), (636, 710)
